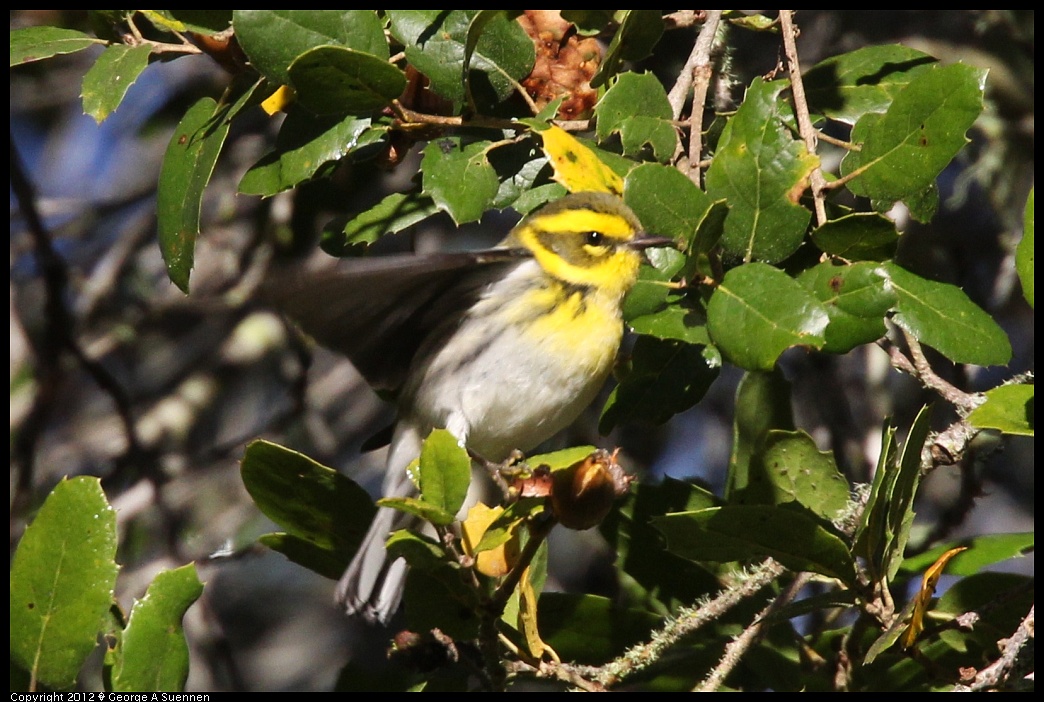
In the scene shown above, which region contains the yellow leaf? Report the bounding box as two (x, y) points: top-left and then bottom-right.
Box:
(901, 546), (968, 649)
(261, 85), (296, 116)
(460, 503), (519, 577)
(517, 566), (560, 663)
(539, 125), (623, 195)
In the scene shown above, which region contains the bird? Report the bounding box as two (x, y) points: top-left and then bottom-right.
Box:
(271, 191), (672, 624)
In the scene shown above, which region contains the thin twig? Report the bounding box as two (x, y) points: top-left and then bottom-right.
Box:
(779, 10), (828, 227)
(903, 330), (982, 411)
(125, 13), (202, 55)
(953, 605), (1034, 691)
(572, 558), (787, 687)
(697, 572), (814, 692)
(816, 129), (859, 150)
(666, 11), (722, 185)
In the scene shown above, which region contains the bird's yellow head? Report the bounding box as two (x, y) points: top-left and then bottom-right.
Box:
(503, 192), (670, 300)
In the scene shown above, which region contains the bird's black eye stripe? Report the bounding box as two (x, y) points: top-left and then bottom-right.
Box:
(585, 231), (605, 246)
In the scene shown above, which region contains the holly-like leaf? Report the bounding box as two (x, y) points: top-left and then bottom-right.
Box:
(417, 428), (472, 523)
(111, 564), (204, 693)
(799, 261), (896, 353)
(803, 44), (937, 125)
(387, 10), (534, 109)
(855, 405), (934, 584)
(157, 97), (231, 293)
(240, 440), (376, 575)
(321, 191), (438, 255)
(810, 212), (899, 261)
(234, 10), (388, 84)
(885, 262), (1012, 367)
(654, 504), (857, 585)
(726, 369), (795, 502)
(707, 263), (828, 371)
(10, 26), (100, 66)
(842, 63), (987, 202)
(288, 45), (406, 115)
(624, 162), (716, 246)
(81, 43), (152, 123)
(10, 477), (119, 690)
(1017, 188), (1034, 308)
(706, 78), (818, 263)
(967, 384), (1034, 436)
(899, 532), (1035, 577)
(592, 10), (663, 88)
(600, 335), (718, 432)
(736, 430), (851, 522)
(595, 72), (677, 161)
(422, 138), (501, 224)
(240, 112), (388, 196)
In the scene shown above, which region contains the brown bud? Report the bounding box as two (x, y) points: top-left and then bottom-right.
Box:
(549, 448), (631, 530)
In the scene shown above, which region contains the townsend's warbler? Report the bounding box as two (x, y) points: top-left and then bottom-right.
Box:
(275, 191), (672, 624)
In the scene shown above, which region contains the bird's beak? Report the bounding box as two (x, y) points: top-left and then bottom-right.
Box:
(627, 233), (678, 251)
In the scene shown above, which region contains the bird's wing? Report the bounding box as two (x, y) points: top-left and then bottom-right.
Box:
(265, 249), (529, 394)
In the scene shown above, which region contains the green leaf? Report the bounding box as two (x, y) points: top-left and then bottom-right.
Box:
(80, 43), (152, 123)
(842, 63), (987, 202)
(935, 572), (1033, 656)
(802, 44), (937, 125)
(111, 564), (204, 693)
(153, 11), (233, 35)
(1017, 188), (1033, 308)
(592, 10), (663, 88)
(10, 477), (119, 690)
(654, 504), (857, 585)
(322, 191), (438, 255)
(527, 445), (598, 471)
(418, 429), (472, 524)
(387, 10), (534, 108)
(157, 97), (231, 293)
(967, 384), (1034, 436)
(706, 78), (818, 263)
(10, 26), (100, 66)
(624, 162), (717, 248)
(538, 593), (662, 665)
(810, 212), (899, 261)
(625, 285), (713, 346)
(595, 72), (677, 161)
(234, 10), (388, 84)
(726, 369), (795, 502)
(403, 562), (482, 640)
(288, 45), (406, 115)
(707, 263), (828, 371)
(421, 138), (500, 224)
(885, 262), (1012, 367)
(621, 166), (714, 345)
(385, 530), (448, 570)
(257, 534), (351, 580)
(856, 405), (934, 584)
(899, 532), (1034, 577)
(240, 440), (376, 574)
(600, 478), (723, 614)
(599, 336), (719, 432)
(240, 112), (388, 196)
(737, 430), (851, 522)
(377, 496), (454, 527)
(798, 261), (896, 353)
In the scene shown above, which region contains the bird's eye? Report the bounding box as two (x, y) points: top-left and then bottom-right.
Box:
(585, 231), (605, 247)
